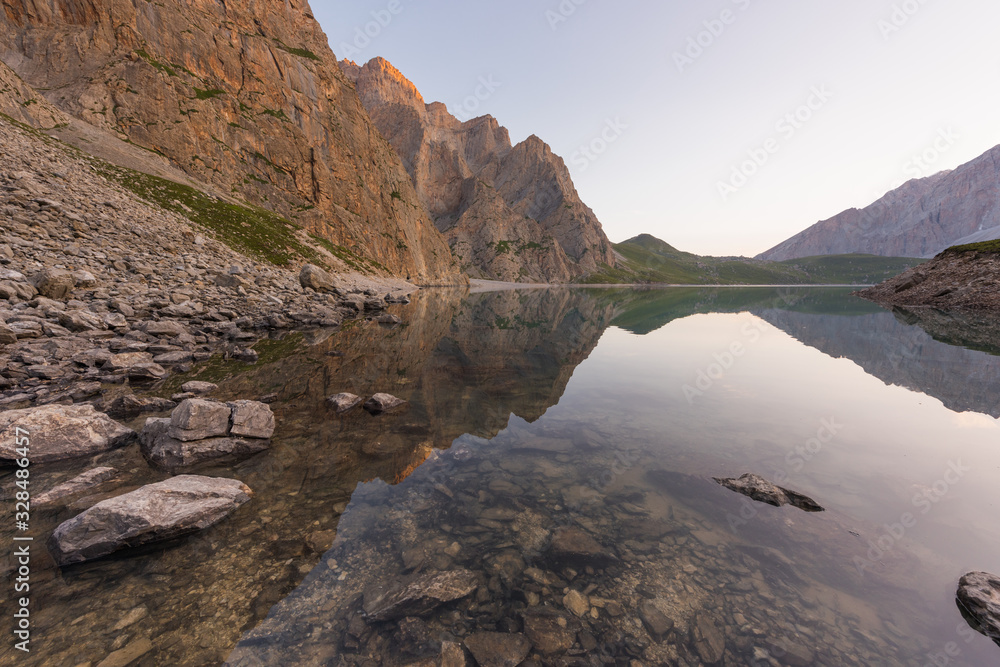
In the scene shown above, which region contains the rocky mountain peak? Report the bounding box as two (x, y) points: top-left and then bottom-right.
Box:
(0, 0), (462, 284)
(341, 57), (616, 282)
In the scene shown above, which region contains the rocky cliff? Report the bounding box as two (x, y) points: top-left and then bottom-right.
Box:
(0, 0), (461, 284)
(340, 57), (616, 283)
(758, 145), (1000, 261)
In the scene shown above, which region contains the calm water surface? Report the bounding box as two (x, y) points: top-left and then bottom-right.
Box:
(5, 287), (1000, 666)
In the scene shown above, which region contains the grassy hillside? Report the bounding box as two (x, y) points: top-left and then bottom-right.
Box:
(580, 234), (923, 285)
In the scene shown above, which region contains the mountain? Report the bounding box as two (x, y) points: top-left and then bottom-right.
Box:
(758, 144), (1000, 261)
(585, 234), (922, 285)
(0, 0), (461, 284)
(339, 57), (616, 283)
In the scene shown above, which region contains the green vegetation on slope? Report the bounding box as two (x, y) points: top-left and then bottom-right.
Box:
(580, 234), (924, 286)
(94, 163), (321, 266)
(945, 239), (1000, 254)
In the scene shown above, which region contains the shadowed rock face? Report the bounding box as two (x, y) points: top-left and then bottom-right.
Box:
(758, 144), (1000, 261)
(0, 0), (460, 283)
(340, 57), (617, 283)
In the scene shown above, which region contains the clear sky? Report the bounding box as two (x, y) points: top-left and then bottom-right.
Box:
(313, 0), (1000, 257)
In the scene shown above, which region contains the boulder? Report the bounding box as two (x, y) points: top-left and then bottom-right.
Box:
(48, 475), (253, 566)
(363, 393), (407, 415)
(34, 467), (118, 507)
(362, 569), (479, 622)
(0, 404), (135, 463)
(168, 398), (232, 441)
(327, 392), (362, 413)
(713, 473), (824, 512)
(957, 571), (1000, 647)
(299, 263), (335, 292)
(182, 381), (218, 395)
(58, 309), (107, 332)
(140, 418), (269, 469)
(30, 268), (75, 299)
(228, 400), (275, 439)
(463, 632), (532, 667)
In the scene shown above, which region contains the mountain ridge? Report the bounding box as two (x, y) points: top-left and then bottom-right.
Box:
(758, 143), (1000, 261)
(340, 56), (617, 283)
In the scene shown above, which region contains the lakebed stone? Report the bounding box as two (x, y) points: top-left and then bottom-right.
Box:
(0, 404), (134, 463)
(713, 473), (824, 512)
(362, 569), (479, 622)
(34, 467), (118, 507)
(463, 631), (532, 667)
(49, 475), (253, 566)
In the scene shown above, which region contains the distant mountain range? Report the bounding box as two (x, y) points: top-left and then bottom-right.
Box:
(340, 57), (616, 282)
(759, 144), (1000, 261)
(585, 234), (921, 286)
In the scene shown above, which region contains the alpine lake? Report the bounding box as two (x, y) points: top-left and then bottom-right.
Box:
(5, 286), (1000, 667)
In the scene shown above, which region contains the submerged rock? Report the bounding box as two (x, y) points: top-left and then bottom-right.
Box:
(363, 392), (407, 415)
(0, 404), (135, 463)
(49, 475), (253, 566)
(34, 467), (118, 507)
(638, 599), (675, 641)
(327, 392), (362, 413)
(547, 526), (617, 566)
(362, 569), (479, 622)
(463, 631), (532, 667)
(106, 394), (177, 419)
(957, 571), (1000, 647)
(713, 473), (824, 512)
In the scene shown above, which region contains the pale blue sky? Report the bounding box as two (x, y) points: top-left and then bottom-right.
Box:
(314, 0), (1000, 256)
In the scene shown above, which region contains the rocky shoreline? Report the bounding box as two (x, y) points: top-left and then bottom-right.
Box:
(856, 244), (1000, 310)
(0, 117), (416, 414)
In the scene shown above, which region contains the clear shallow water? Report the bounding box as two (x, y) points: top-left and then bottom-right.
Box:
(5, 287), (1000, 665)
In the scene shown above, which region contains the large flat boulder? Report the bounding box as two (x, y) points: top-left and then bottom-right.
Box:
(49, 475), (253, 566)
(140, 418), (269, 469)
(0, 404), (135, 463)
